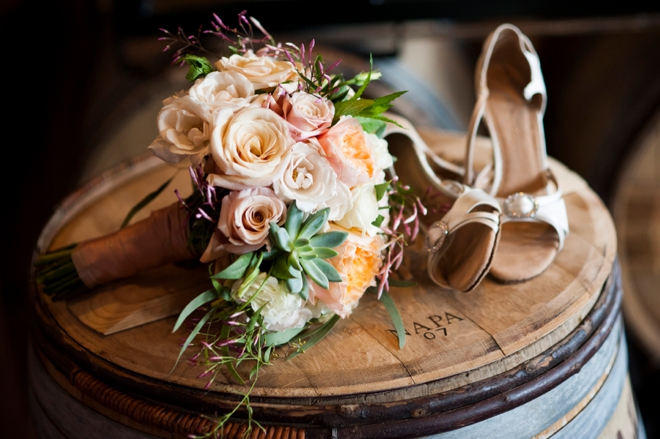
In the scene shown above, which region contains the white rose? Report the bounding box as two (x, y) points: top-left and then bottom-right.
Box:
(207, 106), (294, 190)
(215, 52), (299, 90)
(272, 141), (340, 213)
(188, 71), (256, 112)
(336, 183), (381, 236)
(148, 95), (211, 165)
(321, 180), (353, 222)
(200, 187), (287, 261)
(369, 133), (394, 174)
(232, 273), (313, 332)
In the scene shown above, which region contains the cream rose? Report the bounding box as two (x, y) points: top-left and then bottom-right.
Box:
(282, 92), (334, 141)
(318, 117), (377, 188)
(309, 227), (384, 318)
(272, 141), (342, 213)
(336, 183), (382, 236)
(148, 95), (210, 165)
(200, 187), (286, 261)
(232, 273), (312, 332)
(215, 52), (299, 90)
(188, 71), (256, 112)
(369, 133), (394, 175)
(207, 106), (294, 190)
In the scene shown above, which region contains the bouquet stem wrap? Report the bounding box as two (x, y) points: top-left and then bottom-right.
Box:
(71, 203), (196, 288)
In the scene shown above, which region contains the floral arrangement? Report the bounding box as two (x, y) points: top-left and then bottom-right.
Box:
(36, 11), (427, 437)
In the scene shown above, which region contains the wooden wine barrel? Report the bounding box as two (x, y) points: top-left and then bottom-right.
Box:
(28, 135), (643, 438)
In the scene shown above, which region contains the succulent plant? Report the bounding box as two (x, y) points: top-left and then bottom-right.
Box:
(267, 202), (348, 299)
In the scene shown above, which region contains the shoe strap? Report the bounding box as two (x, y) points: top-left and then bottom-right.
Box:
(426, 186), (501, 290)
(497, 170), (569, 251)
(465, 24), (548, 192)
(426, 185), (500, 254)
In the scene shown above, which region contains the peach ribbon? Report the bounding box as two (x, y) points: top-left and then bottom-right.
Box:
(71, 203), (197, 288)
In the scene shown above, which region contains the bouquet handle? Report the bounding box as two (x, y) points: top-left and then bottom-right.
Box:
(72, 203), (197, 288)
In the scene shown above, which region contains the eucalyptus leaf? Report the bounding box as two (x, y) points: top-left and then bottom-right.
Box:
(172, 289), (217, 333)
(265, 327), (305, 347)
(300, 258), (329, 289)
(379, 289), (406, 349)
(213, 252), (254, 280)
(309, 231), (348, 248)
(312, 258), (342, 283)
(287, 314), (341, 360)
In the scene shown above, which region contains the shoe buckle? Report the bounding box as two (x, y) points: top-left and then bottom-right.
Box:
(426, 221), (449, 253)
(503, 192), (538, 218)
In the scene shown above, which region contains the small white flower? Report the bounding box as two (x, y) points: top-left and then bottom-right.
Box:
(232, 273), (313, 332)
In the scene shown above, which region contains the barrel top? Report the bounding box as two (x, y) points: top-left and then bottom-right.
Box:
(34, 131), (617, 401)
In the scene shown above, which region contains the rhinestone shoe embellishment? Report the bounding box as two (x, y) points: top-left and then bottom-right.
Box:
(504, 192), (538, 218)
(426, 221), (449, 253)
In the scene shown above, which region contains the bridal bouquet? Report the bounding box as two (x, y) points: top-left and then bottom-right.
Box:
(36, 11), (426, 436)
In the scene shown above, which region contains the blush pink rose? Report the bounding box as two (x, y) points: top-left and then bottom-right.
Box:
(200, 187), (286, 261)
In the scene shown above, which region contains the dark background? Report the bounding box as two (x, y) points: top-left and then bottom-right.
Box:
(3, 0), (660, 437)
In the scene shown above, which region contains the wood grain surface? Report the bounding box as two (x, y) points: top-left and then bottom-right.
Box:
(33, 131), (616, 402)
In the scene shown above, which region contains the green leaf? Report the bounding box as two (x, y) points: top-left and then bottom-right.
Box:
(299, 275), (309, 301)
(309, 231), (348, 249)
(270, 223), (293, 251)
(213, 252), (254, 280)
(379, 289), (406, 349)
(357, 117), (386, 135)
(246, 303), (267, 334)
(374, 181), (390, 201)
(172, 307), (214, 371)
(263, 345), (273, 363)
(388, 279), (417, 288)
(172, 289), (217, 333)
(298, 208), (330, 240)
(294, 238), (310, 247)
(220, 324), (245, 384)
(312, 248), (338, 259)
(273, 256), (296, 280)
(287, 315), (341, 360)
(312, 259), (342, 283)
(265, 327), (305, 347)
(300, 258), (329, 290)
(285, 202), (304, 238)
(120, 177), (174, 229)
(372, 215), (385, 228)
(286, 273), (303, 294)
(182, 54), (213, 82)
(333, 99), (374, 124)
(288, 252), (302, 271)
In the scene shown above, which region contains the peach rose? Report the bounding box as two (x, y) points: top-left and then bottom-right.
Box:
(207, 106), (294, 190)
(318, 117), (377, 188)
(215, 52), (299, 90)
(309, 227), (384, 318)
(200, 187), (286, 261)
